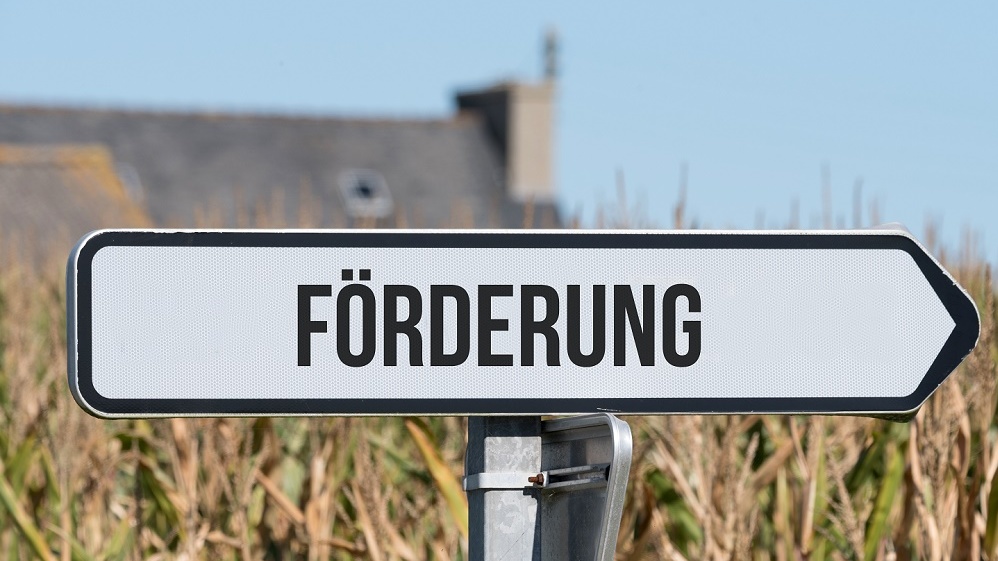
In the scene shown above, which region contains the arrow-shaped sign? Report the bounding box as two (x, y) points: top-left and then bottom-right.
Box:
(67, 228), (978, 418)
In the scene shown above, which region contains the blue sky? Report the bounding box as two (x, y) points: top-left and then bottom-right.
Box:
(1, 2), (995, 258)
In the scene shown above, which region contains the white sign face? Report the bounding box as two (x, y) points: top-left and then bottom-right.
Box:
(67, 229), (978, 418)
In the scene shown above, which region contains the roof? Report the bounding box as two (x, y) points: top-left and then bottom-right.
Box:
(0, 105), (559, 229)
(0, 144), (150, 266)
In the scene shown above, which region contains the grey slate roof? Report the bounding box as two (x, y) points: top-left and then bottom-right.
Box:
(0, 105), (560, 229)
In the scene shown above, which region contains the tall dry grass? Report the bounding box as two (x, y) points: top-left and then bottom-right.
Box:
(0, 191), (994, 560)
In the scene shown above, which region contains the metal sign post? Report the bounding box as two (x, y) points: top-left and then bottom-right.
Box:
(465, 417), (543, 559)
(464, 414), (632, 561)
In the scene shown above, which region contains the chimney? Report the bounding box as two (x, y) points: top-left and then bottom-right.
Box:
(456, 31), (557, 203)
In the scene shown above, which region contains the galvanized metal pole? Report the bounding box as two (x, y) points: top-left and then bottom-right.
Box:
(465, 417), (543, 560)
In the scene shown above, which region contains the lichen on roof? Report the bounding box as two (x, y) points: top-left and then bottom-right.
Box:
(0, 143), (150, 266)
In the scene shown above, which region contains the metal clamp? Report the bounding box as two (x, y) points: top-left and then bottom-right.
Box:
(463, 471), (547, 491)
(463, 462), (612, 493)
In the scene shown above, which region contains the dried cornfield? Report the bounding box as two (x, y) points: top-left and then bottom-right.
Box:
(0, 206), (995, 560)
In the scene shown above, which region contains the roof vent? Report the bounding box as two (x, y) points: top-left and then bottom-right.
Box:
(338, 169), (393, 219)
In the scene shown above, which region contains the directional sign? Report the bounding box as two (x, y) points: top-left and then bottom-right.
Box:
(67, 228), (978, 418)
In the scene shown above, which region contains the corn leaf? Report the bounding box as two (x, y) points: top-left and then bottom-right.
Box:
(405, 418), (468, 538)
(0, 457), (54, 560)
(864, 444), (905, 561)
(984, 465), (998, 555)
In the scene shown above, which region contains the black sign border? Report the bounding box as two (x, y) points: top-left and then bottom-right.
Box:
(69, 230), (980, 417)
